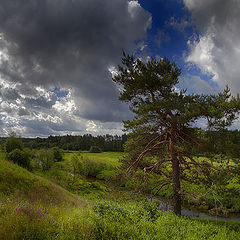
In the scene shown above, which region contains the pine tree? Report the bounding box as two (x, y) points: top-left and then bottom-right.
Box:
(113, 52), (240, 216)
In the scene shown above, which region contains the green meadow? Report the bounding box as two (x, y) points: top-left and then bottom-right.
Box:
(63, 151), (124, 167)
(1, 148), (240, 239)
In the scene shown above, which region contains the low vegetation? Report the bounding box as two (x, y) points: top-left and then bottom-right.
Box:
(89, 145), (102, 153)
(0, 158), (77, 204)
(1, 131), (240, 239)
(1, 157), (240, 239)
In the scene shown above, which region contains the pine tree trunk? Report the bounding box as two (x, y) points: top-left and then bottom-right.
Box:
(172, 152), (181, 216)
(169, 137), (181, 216)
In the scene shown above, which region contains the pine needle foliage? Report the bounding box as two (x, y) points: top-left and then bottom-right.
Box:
(113, 52), (240, 215)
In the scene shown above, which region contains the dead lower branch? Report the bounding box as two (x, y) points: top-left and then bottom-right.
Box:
(126, 140), (169, 173)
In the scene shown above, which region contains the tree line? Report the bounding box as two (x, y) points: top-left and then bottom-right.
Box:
(0, 134), (128, 152)
(1, 129), (240, 155)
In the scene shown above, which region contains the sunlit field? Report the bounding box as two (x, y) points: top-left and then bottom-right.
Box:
(63, 151), (124, 167)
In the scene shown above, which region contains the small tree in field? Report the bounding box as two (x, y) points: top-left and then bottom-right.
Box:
(8, 148), (31, 170)
(113, 52), (240, 216)
(36, 149), (55, 171)
(70, 154), (83, 182)
(89, 146), (102, 153)
(4, 133), (24, 153)
(52, 147), (63, 162)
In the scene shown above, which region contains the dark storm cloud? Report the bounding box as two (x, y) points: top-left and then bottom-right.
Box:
(0, 0), (151, 123)
(25, 95), (57, 109)
(183, 0), (236, 33)
(0, 87), (21, 101)
(21, 116), (85, 137)
(21, 119), (59, 137)
(18, 108), (30, 116)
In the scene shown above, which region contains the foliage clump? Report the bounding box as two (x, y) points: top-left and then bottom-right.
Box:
(89, 145), (102, 153)
(4, 134), (32, 170)
(35, 149), (55, 171)
(52, 147), (63, 162)
(34, 148), (63, 171)
(7, 148), (31, 170)
(4, 134), (24, 154)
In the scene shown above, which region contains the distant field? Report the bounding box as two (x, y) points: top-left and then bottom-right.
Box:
(63, 151), (125, 167)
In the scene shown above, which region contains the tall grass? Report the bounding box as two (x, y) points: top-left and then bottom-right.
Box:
(0, 158), (78, 205)
(1, 197), (240, 239)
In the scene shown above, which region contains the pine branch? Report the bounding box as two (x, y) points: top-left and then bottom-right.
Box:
(126, 140), (169, 173)
(185, 161), (224, 172)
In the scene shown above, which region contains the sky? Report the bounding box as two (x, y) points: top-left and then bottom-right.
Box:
(0, 0), (240, 137)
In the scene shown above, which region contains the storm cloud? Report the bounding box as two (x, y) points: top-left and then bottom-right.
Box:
(0, 0), (151, 136)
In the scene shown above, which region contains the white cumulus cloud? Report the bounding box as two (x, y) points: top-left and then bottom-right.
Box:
(184, 0), (240, 93)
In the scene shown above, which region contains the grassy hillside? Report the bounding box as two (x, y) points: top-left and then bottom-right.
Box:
(0, 158), (78, 204)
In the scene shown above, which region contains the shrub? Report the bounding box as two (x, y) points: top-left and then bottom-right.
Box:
(69, 179), (106, 195)
(93, 200), (160, 224)
(52, 147), (63, 162)
(70, 154), (84, 181)
(96, 169), (117, 181)
(7, 149), (31, 170)
(36, 149), (55, 171)
(89, 146), (102, 153)
(4, 135), (24, 153)
(82, 157), (107, 177)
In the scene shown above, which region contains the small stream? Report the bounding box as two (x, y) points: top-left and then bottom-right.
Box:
(150, 198), (240, 222)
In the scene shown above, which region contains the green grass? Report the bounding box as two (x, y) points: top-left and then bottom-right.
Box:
(63, 151), (124, 167)
(0, 158), (78, 205)
(1, 196), (240, 239)
(60, 151), (240, 216)
(0, 151), (6, 160)
(1, 155), (240, 239)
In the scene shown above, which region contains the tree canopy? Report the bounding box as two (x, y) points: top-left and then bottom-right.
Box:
(4, 133), (24, 154)
(113, 52), (240, 216)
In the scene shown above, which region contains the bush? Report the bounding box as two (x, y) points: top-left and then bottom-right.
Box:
(96, 169), (117, 181)
(36, 149), (55, 171)
(93, 200), (160, 223)
(70, 154), (84, 180)
(82, 157), (107, 177)
(89, 146), (102, 153)
(7, 149), (31, 170)
(4, 136), (24, 153)
(52, 147), (63, 162)
(69, 179), (106, 195)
